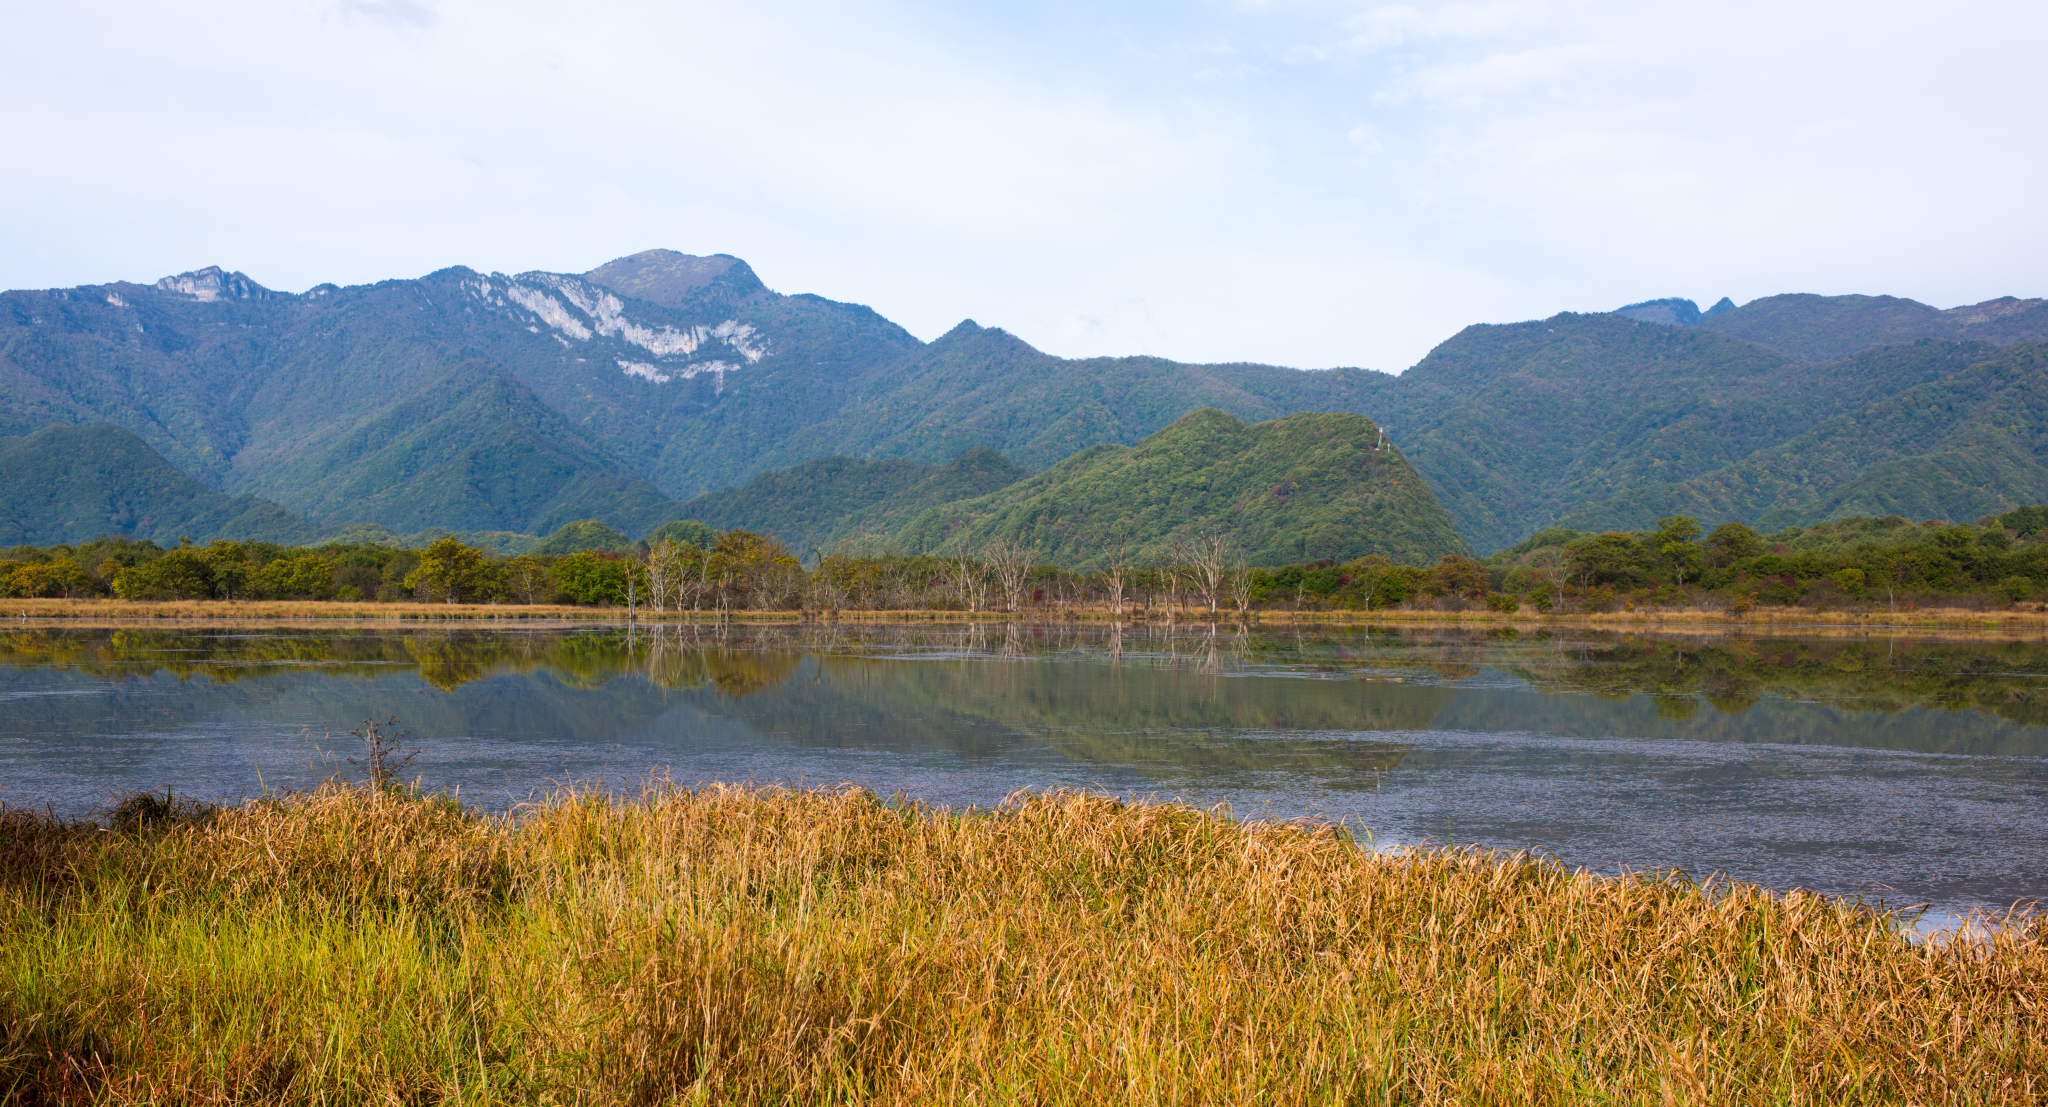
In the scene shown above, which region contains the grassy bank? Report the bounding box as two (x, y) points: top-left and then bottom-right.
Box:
(9, 595), (2048, 632)
(4, 786), (2042, 1104)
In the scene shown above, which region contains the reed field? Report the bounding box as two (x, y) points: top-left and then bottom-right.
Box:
(2, 784), (2042, 1105)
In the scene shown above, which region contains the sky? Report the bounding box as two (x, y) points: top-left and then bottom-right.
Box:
(3, 0), (2043, 373)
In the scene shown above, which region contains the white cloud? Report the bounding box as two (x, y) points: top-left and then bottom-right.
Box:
(338, 0), (438, 28)
(0, 0), (2042, 373)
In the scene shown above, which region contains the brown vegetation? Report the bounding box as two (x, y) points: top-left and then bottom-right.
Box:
(2, 784), (2043, 1104)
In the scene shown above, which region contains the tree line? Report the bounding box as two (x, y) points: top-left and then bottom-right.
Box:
(4, 506), (2046, 614)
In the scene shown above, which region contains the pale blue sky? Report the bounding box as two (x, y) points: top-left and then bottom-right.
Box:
(3, 0), (2042, 371)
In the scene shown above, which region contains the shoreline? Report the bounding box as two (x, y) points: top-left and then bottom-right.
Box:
(7, 595), (2048, 635)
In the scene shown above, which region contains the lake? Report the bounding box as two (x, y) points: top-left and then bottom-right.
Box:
(3, 620), (2043, 922)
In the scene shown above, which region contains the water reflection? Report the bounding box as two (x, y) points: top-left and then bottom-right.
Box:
(1, 622), (2043, 917)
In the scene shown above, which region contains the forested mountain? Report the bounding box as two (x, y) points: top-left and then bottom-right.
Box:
(1562, 340), (2048, 531)
(236, 358), (681, 536)
(0, 424), (310, 546)
(1697, 294), (2048, 360)
(3, 251), (2045, 557)
(885, 410), (1464, 569)
(673, 446), (1026, 555)
(1356, 312), (2048, 551)
(748, 321), (1391, 473)
(0, 253), (923, 527)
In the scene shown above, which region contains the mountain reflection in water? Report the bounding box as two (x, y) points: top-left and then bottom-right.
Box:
(1, 622), (2042, 918)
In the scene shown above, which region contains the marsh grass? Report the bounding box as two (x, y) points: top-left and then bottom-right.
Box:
(2, 784), (2042, 1104)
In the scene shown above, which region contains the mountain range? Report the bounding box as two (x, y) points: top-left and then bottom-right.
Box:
(2, 250), (2044, 559)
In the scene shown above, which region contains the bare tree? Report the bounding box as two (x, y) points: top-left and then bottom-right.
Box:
(621, 557), (643, 617)
(1103, 534), (1131, 616)
(349, 715), (415, 790)
(1186, 533), (1229, 615)
(507, 555), (549, 605)
(1229, 550), (1256, 618)
(1161, 555), (1184, 619)
(950, 555), (987, 613)
(983, 537), (1034, 613)
(645, 539), (685, 614)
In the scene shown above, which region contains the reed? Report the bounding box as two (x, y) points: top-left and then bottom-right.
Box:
(2, 784), (2042, 1104)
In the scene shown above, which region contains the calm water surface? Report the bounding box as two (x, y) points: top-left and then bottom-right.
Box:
(2, 621), (2043, 920)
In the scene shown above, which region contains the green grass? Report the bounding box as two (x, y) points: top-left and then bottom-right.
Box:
(3, 785), (2043, 1104)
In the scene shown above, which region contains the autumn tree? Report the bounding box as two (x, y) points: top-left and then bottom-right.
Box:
(1428, 554), (1490, 599)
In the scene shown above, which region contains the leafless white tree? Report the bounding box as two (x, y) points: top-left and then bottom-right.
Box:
(983, 537), (1035, 613)
(1229, 549), (1255, 617)
(645, 539), (684, 614)
(950, 556), (987, 613)
(1187, 533), (1229, 615)
(623, 555), (651, 617)
(1103, 534), (1131, 616)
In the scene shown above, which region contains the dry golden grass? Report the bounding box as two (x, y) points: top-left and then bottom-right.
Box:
(0, 597), (768, 622)
(3, 785), (2041, 1104)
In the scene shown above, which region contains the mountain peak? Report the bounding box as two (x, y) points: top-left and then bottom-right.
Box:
(1615, 297), (1702, 326)
(584, 249), (765, 309)
(153, 266), (280, 302)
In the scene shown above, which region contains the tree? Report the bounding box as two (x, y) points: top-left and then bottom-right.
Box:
(1706, 522), (1765, 567)
(1566, 533), (1641, 588)
(1428, 554), (1489, 599)
(506, 555), (551, 604)
(1229, 553), (1257, 618)
(5, 559), (101, 599)
(198, 541), (254, 599)
(404, 538), (495, 604)
(982, 538), (1033, 613)
(1347, 555), (1394, 610)
(1655, 516), (1704, 587)
(112, 549), (215, 600)
(554, 551), (628, 605)
(644, 540), (685, 613)
(1185, 533), (1229, 615)
(1102, 531), (1131, 616)
(252, 553), (333, 600)
(949, 556), (987, 613)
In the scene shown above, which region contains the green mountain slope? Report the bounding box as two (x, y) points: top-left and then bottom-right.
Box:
(530, 520), (638, 555)
(675, 446), (1026, 554)
(757, 321), (1394, 473)
(1555, 341), (2048, 531)
(0, 424), (311, 546)
(0, 253), (924, 524)
(1696, 294), (2048, 360)
(890, 409), (1466, 569)
(238, 358), (684, 535)
(4, 252), (2045, 558)
(1361, 313), (1794, 552)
